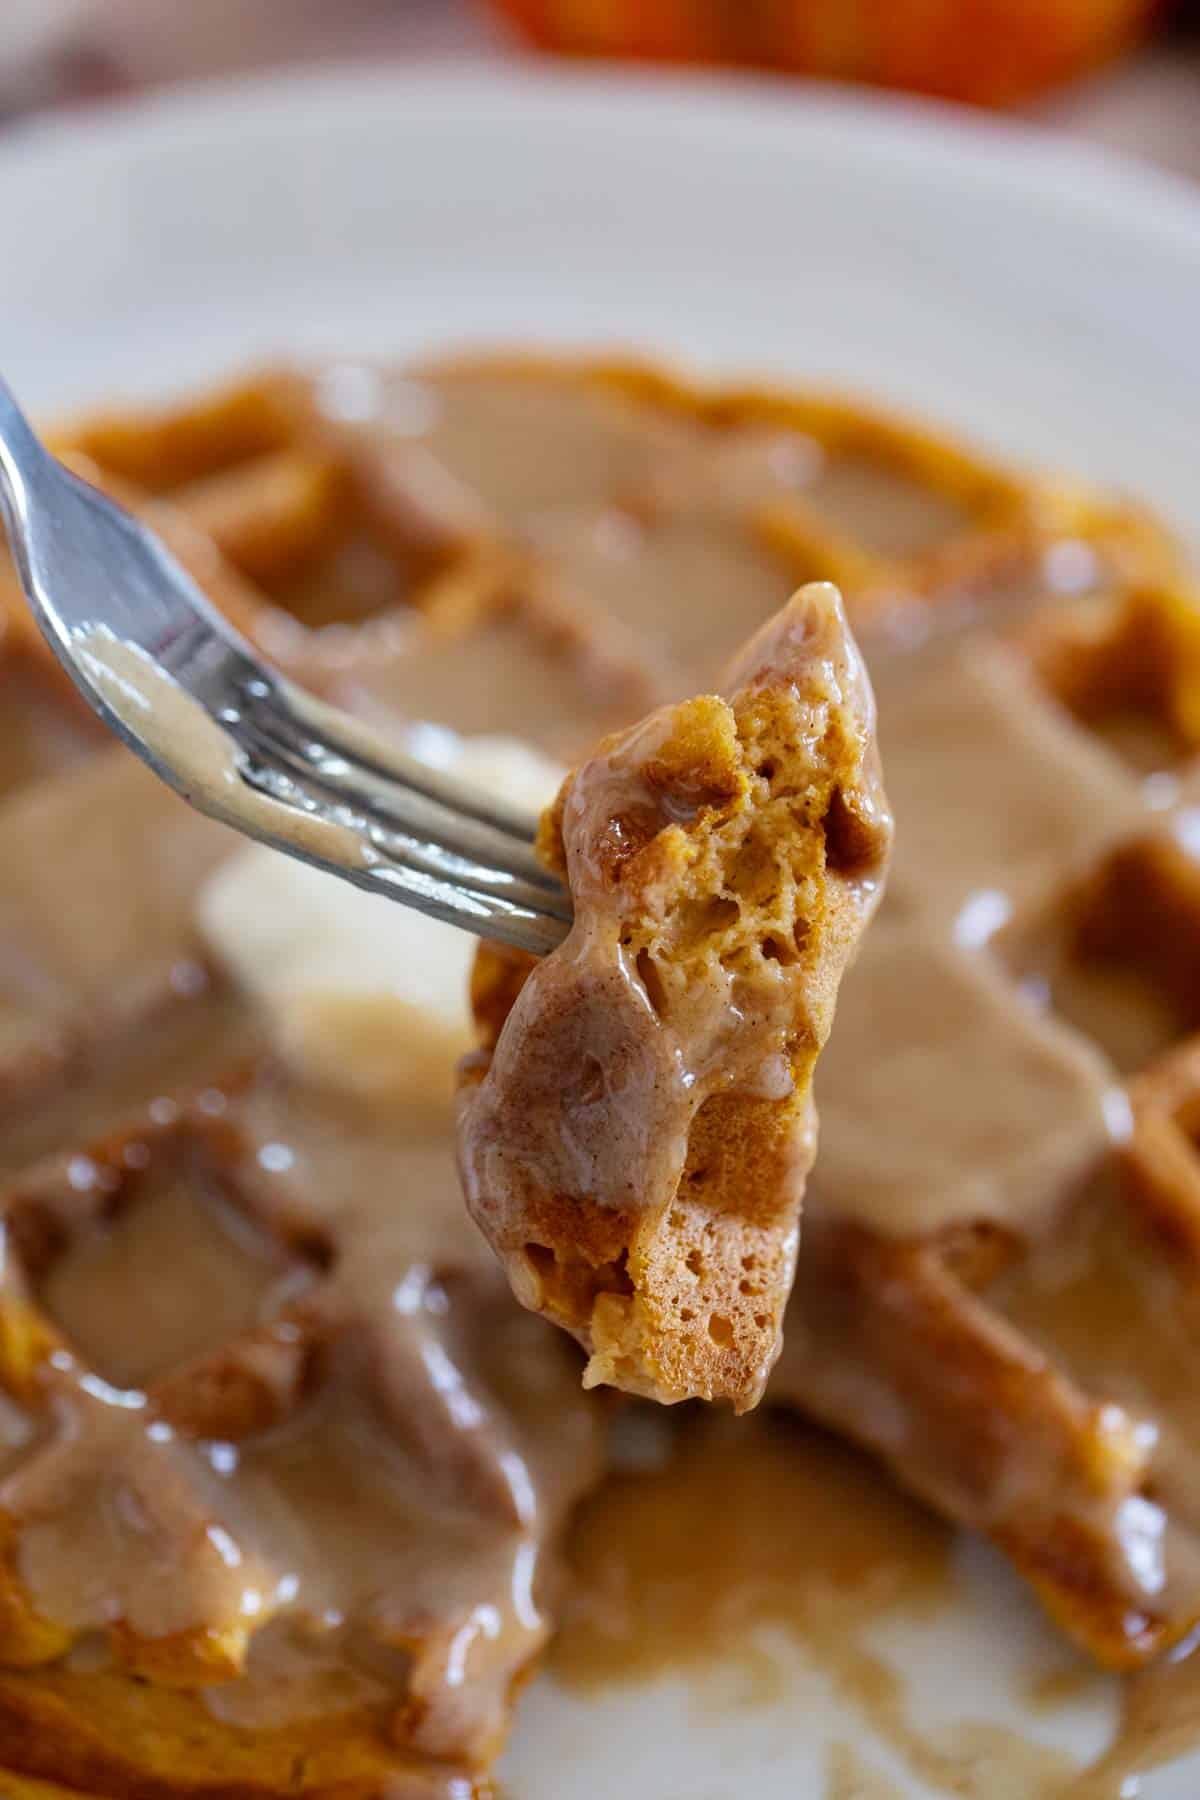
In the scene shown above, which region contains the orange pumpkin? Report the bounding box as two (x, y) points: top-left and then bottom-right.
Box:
(488, 0), (1165, 107)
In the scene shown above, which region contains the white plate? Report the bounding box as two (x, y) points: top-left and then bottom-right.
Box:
(0, 65), (1197, 1799)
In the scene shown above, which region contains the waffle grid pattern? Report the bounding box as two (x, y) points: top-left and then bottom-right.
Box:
(0, 352), (1194, 1792)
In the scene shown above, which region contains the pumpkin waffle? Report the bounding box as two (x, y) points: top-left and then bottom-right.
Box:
(0, 1064), (603, 1799)
(0, 348), (1193, 1798)
(41, 351), (1184, 762)
(0, 758), (603, 1794)
(0, 551), (603, 1791)
(770, 574), (1200, 1670)
(457, 584), (891, 1411)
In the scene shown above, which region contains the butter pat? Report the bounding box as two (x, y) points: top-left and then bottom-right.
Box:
(196, 732), (564, 1107)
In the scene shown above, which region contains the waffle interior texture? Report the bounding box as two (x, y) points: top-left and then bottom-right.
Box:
(0, 351), (1194, 1795)
(458, 584), (892, 1413)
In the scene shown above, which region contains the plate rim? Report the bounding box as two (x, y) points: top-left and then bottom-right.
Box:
(1, 59), (1197, 269)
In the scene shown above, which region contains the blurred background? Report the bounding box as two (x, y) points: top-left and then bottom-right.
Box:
(3, 0), (1197, 179)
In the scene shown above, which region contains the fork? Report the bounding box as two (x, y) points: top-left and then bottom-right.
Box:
(0, 377), (572, 955)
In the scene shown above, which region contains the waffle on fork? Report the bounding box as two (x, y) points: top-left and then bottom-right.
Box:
(458, 584), (891, 1412)
(0, 351), (1194, 1794)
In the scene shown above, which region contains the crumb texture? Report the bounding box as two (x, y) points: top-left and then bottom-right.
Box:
(457, 582), (892, 1409)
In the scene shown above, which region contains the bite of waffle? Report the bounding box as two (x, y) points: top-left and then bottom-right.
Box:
(458, 583), (891, 1411)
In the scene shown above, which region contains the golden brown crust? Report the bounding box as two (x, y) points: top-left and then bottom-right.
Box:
(458, 584), (891, 1410)
(1019, 578), (1200, 774)
(0, 1663), (468, 1799)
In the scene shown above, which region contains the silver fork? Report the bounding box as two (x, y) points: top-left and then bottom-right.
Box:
(0, 378), (572, 955)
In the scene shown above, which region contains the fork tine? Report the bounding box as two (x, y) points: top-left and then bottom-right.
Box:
(241, 686), (564, 897)
(282, 683), (546, 846)
(353, 858), (570, 956)
(234, 725), (573, 925)
(321, 834), (569, 949)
